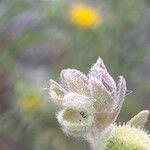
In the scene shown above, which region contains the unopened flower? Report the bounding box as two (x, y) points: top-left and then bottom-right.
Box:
(58, 93), (94, 135)
(70, 3), (102, 28)
(49, 57), (127, 135)
(49, 57), (150, 150)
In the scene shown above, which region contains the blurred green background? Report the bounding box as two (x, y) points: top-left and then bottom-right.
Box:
(0, 0), (150, 149)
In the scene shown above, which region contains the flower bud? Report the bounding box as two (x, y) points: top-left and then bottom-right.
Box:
(57, 101), (94, 135)
(127, 110), (149, 127)
(49, 79), (65, 105)
(60, 69), (89, 94)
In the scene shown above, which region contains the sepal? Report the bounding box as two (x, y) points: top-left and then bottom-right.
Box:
(49, 79), (65, 105)
(127, 110), (149, 127)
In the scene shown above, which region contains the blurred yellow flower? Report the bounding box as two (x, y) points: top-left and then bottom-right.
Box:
(20, 94), (43, 111)
(70, 3), (102, 28)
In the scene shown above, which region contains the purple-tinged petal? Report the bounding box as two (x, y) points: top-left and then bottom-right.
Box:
(89, 77), (112, 110)
(101, 73), (116, 93)
(89, 57), (116, 93)
(89, 57), (107, 79)
(60, 69), (89, 94)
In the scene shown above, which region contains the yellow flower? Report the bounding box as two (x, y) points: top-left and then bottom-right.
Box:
(70, 3), (102, 28)
(20, 94), (43, 111)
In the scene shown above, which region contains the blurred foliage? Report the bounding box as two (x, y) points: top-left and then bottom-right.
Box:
(0, 0), (150, 149)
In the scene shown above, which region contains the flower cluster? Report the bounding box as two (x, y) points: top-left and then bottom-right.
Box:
(49, 57), (126, 136)
(70, 3), (102, 28)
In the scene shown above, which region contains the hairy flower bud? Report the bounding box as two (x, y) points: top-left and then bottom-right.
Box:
(57, 96), (94, 135)
(49, 58), (127, 133)
(48, 57), (150, 150)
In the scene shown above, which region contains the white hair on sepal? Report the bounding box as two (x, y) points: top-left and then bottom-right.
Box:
(125, 90), (133, 96)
